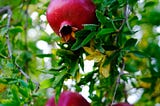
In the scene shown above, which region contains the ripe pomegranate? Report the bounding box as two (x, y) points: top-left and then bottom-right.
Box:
(46, 0), (97, 42)
(112, 102), (134, 106)
(58, 91), (90, 106)
(45, 96), (56, 106)
(45, 91), (90, 106)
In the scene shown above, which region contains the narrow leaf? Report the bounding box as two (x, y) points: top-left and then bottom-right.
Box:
(96, 10), (108, 24)
(97, 28), (115, 38)
(71, 32), (96, 50)
(124, 38), (137, 49)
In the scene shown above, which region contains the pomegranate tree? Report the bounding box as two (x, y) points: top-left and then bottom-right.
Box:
(46, 0), (97, 41)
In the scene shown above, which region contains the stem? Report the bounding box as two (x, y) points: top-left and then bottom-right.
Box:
(125, 4), (134, 33)
(15, 62), (30, 80)
(23, 0), (31, 73)
(117, 4), (128, 32)
(6, 7), (12, 59)
(15, 60), (40, 92)
(24, 0), (31, 50)
(111, 61), (125, 106)
(0, 6), (12, 59)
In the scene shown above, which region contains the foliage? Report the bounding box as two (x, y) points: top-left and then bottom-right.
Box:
(0, 0), (160, 106)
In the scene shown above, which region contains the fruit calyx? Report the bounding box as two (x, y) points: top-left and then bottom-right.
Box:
(59, 21), (78, 42)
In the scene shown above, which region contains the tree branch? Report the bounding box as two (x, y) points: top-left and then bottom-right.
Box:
(15, 62), (30, 80)
(111, 61), (125, 106)
(24, 0), (31, 50)
(0, 6), (12, 59)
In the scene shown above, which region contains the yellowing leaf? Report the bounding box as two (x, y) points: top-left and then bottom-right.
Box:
(76, 71), (81, 83)
(83, 47), (94, 55)
(99, 56), (110, 78)
(156, 96), (160, 103)
(152, 78), (160, 97)
(100, 63), (110, 78)
(0, 83), (7, 93)
(83, 47), (104, 62)
(86, 51), (104, 62)
(52, 49), (57, 55)
(139, 81), (151, 88)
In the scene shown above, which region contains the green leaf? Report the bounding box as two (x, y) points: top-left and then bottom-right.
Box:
(28, 79), (35, 91)
(6, 62), (14, 68)
(125, 64), (138, 72)
(19, 87), (29, 97)
(49, 65), (66, 71)
(141, 78), (153, 83)
(36, 54), (53, 58)
(71, 32), (96, 50)
(40, 78), (54, 89)
(11, 86), (20, 103)
(81, 32), (96, 47)
(129, 51), (149, 58)
(18, 79), (28, 87)
(78, 71), (95, 86)
(69, 59), (79, 77)
(0, 27), (8, 36)
(56, 49), (76, 59)
(96, 10), (108, 25)
(124, 38), (137, 49)
(52, 70), (66, 88)
(96, 28), (115, 38)
(103, 52), (119, 66)
(83, 24), (98, 31)
(71, 30), (90, 50)
(0, 103), (20, 106)
(144, 1), (156, 8)
(9, 26), (23, 35)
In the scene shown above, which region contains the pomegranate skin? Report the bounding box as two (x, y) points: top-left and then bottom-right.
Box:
(112, 102), (134, 106)
(45, 96), (56, 106)
(46, 0), (97, 41)
(58, 91), (90, 106)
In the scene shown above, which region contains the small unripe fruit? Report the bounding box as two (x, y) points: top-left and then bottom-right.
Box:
(46, 0), (97, 42)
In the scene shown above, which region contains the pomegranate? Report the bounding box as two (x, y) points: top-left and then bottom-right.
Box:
(112, 102), (134, 106)
(58, 91), (90, 106)
(45, 96), (56, 106)
(45, 91), (90, 106)
(46, 0), (97, 42)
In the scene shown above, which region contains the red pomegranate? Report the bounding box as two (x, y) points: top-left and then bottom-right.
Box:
(112, 102), (134, 106)
(45, 91), (90, 106)
(58, 91), (90, 106)
(46, 0), (97, 42)
(45, 96), (56, 106)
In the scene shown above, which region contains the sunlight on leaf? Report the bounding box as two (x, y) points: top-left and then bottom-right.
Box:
(83, 47), (104, 62)
(99, 56), (110, 78)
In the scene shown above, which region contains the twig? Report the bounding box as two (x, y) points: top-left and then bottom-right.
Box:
(0, 6), (12, 59)
(15, 61), (30, 80)
(15, 60), (40, 92)
(117, 3), (129, 32)
(125, 5), (134, 33)
(6, 7), (12, 59)
(23, 0), (31, 73)
(0, 6), (10, 14)
(24, 0), (31, 50)
(111, 62), (125, 106)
